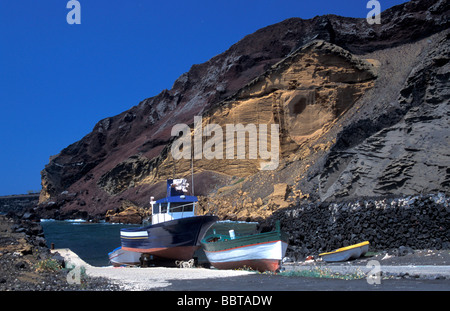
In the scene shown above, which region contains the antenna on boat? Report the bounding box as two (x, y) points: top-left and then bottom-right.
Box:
(172, 154), (177, 180)
(191, 134), (195, 196)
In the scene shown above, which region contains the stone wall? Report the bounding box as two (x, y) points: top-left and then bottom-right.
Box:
(263, 193), (450, 260)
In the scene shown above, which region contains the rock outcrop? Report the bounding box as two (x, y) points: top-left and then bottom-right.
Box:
(105, 199), (150, 224)
(261, 193), (450, 259)
(150, 40), (378, 182)
(318, 31), (450, 200)
(0, 194), (40, 215)
(0, 213), (120, 290)
(38, 0), (449, 222)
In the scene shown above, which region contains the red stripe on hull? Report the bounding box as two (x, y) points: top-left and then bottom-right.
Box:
(210, 259), (281, 272)
(122, 246), (200, 261)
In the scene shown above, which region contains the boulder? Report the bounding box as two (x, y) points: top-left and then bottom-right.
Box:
(268, 183), (290, 209)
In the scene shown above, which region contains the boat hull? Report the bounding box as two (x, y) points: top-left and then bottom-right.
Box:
(108, 247), (141, 266)
(203, 240), (288, 272)
(319, 241), (370, 262)
(202, 229), (289, 272)
(210, 259), (281, 272)
(120, 215), (218, 261)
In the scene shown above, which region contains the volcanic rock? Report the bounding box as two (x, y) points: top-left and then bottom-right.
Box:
(37, 0), (450, 222)
(105, 199), (150, 224)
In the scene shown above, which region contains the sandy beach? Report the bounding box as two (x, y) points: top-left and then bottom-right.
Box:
(52, 248), (450, 291)
(53, 248), (255, 291)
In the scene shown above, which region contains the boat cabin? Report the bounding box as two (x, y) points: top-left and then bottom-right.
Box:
(150, 179), (197, 225)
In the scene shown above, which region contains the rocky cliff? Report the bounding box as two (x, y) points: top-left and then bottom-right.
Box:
(0, 194), (40, 216)
(38, 0), (449, 221)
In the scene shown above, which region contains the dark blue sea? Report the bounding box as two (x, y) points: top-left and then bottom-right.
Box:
(41, 219), (139, 266)
(40, 219), (258, 267)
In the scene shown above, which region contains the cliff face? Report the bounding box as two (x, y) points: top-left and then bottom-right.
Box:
(319, 33), (450, 200)
(39, 0), (449, 219)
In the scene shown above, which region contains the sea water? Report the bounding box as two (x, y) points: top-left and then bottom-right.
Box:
(40, 219), (139, 266)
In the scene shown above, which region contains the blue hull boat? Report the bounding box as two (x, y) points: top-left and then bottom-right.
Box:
(109, 179), (217, 263)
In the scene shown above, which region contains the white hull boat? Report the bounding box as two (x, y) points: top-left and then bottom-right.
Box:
(108, 247), (141, 266)
(201, 222), (289, 272)
(319, 241), (370, 262)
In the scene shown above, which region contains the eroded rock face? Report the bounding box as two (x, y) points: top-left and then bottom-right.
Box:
(105, 200), (150, 224)
(142, 41), (377, 183)
(319, 32), (450, 200)
(38, 0), (450, 220)
(97, 155), (155, 196)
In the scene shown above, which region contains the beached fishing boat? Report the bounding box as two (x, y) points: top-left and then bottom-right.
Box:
(193, 220), (260, 266)
(319, 241), (370, 262)
(109, 179), (218, 263)
(108, 246), (141, 266)
(206, 220), (259, 236)
(201, 222), (289, 272)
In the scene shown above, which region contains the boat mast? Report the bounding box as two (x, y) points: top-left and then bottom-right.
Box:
(191, 135), (195, 196)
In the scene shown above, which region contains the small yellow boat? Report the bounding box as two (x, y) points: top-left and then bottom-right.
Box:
(319, 241), (370, 262)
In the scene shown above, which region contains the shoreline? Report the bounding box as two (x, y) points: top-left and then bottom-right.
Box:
(52, 248), (256, 291)
(52, 247), (450, 291)
(0, 215), (120, 291)
(1, 206), (449, 291)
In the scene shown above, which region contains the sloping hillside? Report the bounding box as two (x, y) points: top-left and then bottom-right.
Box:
(38, 0), (449, 220)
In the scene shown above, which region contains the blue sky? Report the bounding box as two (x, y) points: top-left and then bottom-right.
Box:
(0, 0), (408, 195)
